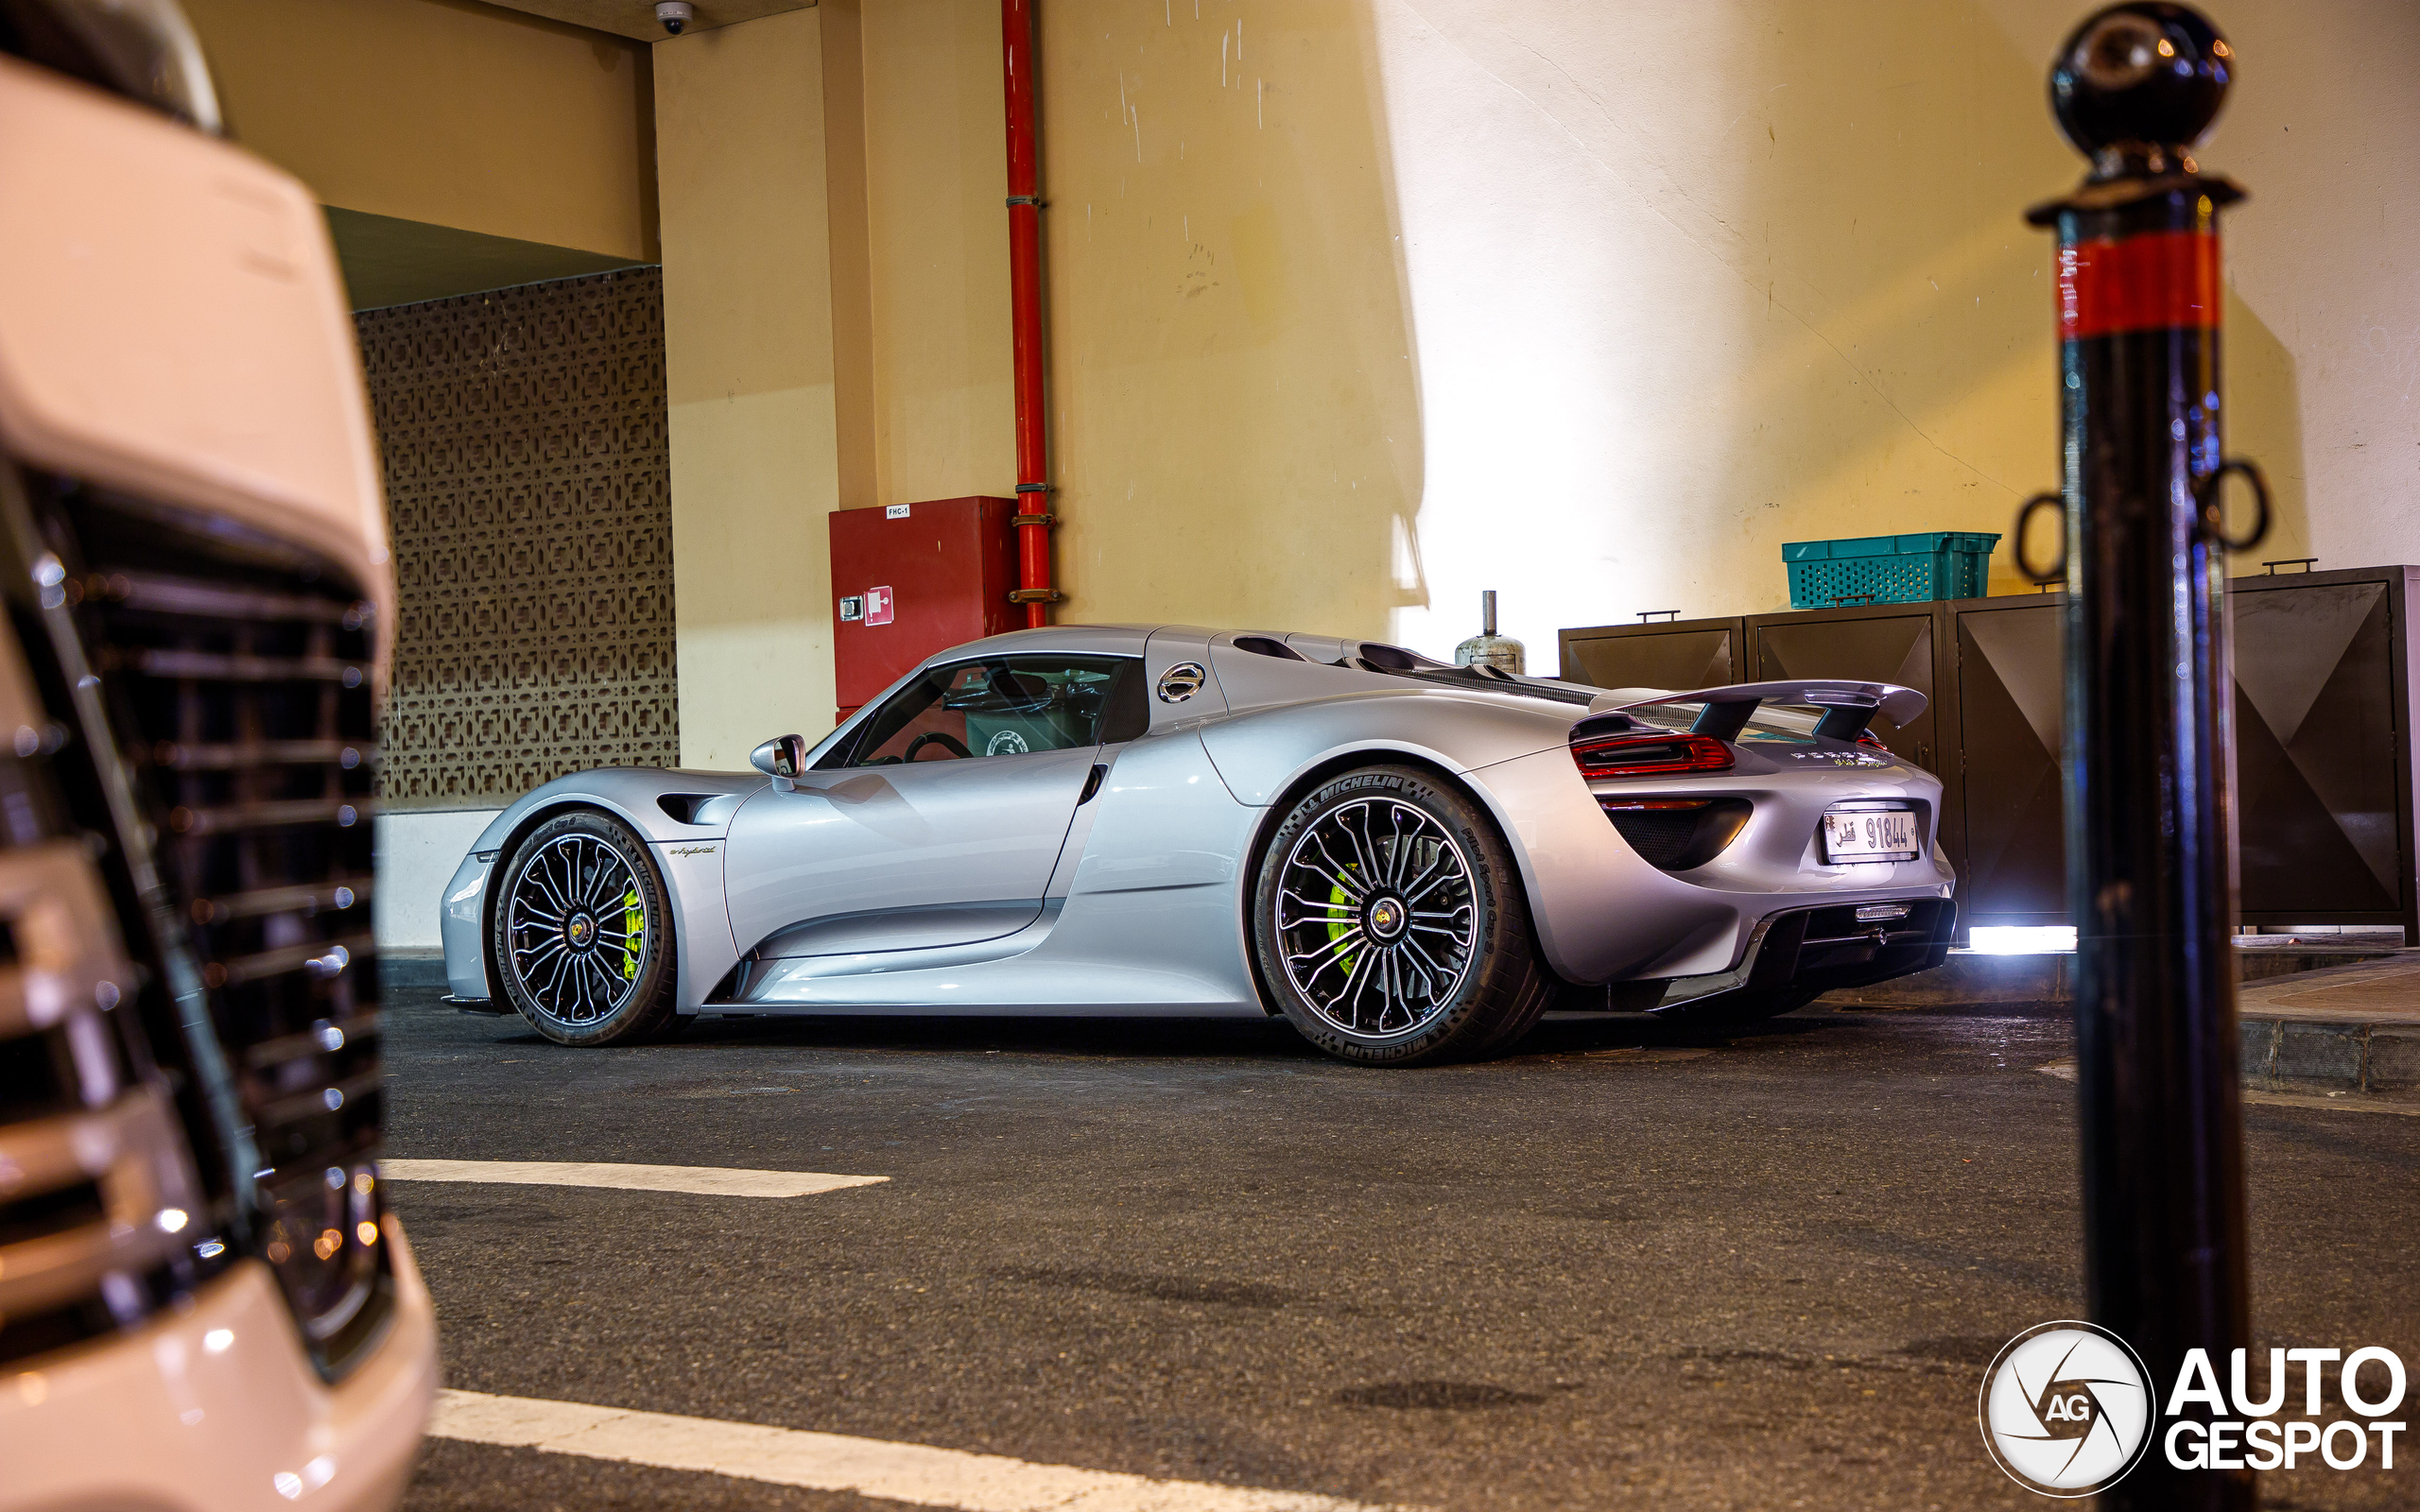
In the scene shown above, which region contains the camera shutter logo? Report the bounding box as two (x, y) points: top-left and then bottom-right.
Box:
(1979, 1321), (2155, 1497)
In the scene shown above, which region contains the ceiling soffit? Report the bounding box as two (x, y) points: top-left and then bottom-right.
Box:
(480, 1), (817, 43)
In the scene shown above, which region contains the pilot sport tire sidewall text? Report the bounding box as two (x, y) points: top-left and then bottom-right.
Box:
(1253, 765), (1549, 1066)
(493, 809), (681, 1048)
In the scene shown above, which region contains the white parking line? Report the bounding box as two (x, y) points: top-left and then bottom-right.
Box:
(380, 1160), (888, 1197)
(430, 1390), (1416, 1512)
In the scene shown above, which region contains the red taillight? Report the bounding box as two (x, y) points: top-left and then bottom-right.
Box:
(1570, 731), (1735, 780)
(1857, 730), (1889, 751)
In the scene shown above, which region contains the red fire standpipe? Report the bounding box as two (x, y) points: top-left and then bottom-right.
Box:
(1002, 0), (1056, 627)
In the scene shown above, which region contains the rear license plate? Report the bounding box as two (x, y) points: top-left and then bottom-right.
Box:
(1821, 809), (1918, 863)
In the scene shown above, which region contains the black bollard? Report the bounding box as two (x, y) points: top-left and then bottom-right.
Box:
(2017, 6), (2266, 1507)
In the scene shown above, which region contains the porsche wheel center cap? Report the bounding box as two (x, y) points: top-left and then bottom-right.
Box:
(1365, 896), (1407, 941)
(565, 913), (596, 949)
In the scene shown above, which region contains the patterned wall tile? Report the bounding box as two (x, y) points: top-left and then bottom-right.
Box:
(357, 269), (677, 810)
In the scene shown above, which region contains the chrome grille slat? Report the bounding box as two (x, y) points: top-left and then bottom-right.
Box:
(0, 840), (135, 1039)
(147, 739), (373, 771)
(193, 878), (371, 925)
(251, 1067), (383, 1132)
(101, 647), (367, 685)
(167, 798), (367, 836)
(241, 1011), (380, 1074)
(0, 1177), (103, 1247)
(0, 1086), (199, 1321)
(213, 932), (373, 988)
(83, 570), (370, 627)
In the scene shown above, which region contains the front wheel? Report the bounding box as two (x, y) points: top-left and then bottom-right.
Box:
(492, 811), (679, 1047)
(1252, 765), (1548, 1066)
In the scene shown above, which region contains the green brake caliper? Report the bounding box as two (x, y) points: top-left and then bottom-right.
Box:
(1327, 872), (1357, 978)
(622, 887), (643, 980)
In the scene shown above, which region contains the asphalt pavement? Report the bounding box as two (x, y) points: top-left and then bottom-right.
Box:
(383, 992), (2420, 1511)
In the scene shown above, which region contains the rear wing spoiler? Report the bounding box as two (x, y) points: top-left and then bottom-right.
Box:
(1581, 679), (1927, 744)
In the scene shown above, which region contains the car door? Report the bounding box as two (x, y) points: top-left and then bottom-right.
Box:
(722, 653), (1135, 958)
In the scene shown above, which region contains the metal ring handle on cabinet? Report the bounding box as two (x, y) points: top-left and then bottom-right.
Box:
(2195, 458), (2272, 553)
(2014, 491), (2067, 585)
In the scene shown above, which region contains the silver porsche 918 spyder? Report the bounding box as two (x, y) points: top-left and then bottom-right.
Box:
(439, 626), (1956, 1065)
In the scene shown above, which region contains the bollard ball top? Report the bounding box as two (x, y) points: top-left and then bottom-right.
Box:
(2050, 3), (2232, 158)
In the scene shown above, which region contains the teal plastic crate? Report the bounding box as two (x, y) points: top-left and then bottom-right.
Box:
(1783, 531), (2000, 610)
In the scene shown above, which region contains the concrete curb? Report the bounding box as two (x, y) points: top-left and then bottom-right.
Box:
(1817, 944), (2401, 1017)
(2239, 1020), (2420, 1096)
(1832, 948), (2420, 1104)
(2232, 952), (2420, 1099)
(2038, 1058), (2420, 1115)
(382, 949), (448, 990)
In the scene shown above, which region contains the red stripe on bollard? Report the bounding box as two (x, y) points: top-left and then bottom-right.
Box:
(2056, 231), (2222, 340)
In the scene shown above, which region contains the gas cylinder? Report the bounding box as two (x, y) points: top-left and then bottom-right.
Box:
(1453, 591), (1525, 675)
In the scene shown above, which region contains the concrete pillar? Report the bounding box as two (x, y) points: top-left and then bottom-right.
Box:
(655, 7), (845, 766)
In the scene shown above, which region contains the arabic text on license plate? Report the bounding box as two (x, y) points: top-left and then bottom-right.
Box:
(1824, 810), (1916, 860)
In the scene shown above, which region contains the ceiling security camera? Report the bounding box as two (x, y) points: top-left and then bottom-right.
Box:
(655, 2), (693, 34)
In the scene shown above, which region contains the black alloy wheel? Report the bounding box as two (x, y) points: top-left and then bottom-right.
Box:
(492, 810), (679, 1047)
(1252, 765), (1549, 1065)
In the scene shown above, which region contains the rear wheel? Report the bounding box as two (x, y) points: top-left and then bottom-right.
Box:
(1252, 765), (1548, 1066)
(492, 811), (679, 1047)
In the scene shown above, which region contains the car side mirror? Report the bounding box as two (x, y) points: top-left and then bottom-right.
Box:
(750, 733), (809, 779)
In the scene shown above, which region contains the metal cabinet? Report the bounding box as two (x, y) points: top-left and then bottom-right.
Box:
(1559, 565), (2420, 936)
(1559, 619), (1743, 696)
(2231, 572), (2411, 924)
(1750, 606), (1940, 767)
(1948, 597), (2066, 924)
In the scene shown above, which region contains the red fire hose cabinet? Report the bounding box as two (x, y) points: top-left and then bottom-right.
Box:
(828, 496), (1020, 723)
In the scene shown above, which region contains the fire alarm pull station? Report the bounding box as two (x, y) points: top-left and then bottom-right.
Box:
(828, 495), (1018, 724)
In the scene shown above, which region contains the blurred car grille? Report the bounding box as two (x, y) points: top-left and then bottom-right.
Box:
(0, 835), (203, 1366)
(0, 476), (392, 1380)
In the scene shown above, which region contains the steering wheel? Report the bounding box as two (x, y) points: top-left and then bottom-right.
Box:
(903, 730), (973, 762)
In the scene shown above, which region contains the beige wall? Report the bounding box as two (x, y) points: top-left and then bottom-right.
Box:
(183, 0), (658, 261)
(857, 0), (1017, 507)
(1358, 0), (2071, 659)
(184, 0), (2419, 759)
(819, 0), (880, 510)
(845, 0), (1424, 637)
(654, 7), (842, 766)
(1032, 0), (1425, 643)
(1979, 0), (2420, 593)
(834, 0), (2419, 675)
